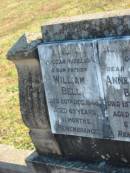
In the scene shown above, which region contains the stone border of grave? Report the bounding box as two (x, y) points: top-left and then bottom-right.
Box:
(0, 144), (31, 173)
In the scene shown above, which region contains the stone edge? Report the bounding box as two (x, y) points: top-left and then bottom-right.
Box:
(0, 144), (32, 173)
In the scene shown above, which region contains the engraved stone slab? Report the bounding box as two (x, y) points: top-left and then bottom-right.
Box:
(98, 38), (130, 141)
(38, 37), (130, 141)
(38, 41), (104, 139)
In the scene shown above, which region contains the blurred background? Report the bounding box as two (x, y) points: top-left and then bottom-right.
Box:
(0, 0), (130, 150)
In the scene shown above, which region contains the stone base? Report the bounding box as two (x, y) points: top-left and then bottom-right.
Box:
(0, 144), (31, 173)
(26, 152), (130, 173)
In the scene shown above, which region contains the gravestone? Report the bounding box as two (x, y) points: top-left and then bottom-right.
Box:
(7, 9), (130, 173)
(38, 40), (102, 138)
(38, 37), (130, 142)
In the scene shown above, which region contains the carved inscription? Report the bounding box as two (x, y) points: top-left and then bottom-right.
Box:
(98, 38), (130, 141)
(38, 41), (104, 138)
(38, 38), (130, 141)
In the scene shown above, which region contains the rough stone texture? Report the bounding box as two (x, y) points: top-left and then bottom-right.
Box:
(40, 10), (130, 164)
(7, 33), (61, 155)
(38, 41), (103, 138)
(0, 144), (31, 173)
(38, 37), (130, 143)
(7, 10), (130, 169)
(98, 37), (130, 142)
(26, 152), (130, 173)
(42, 9), (130, 42)
(30, 129), (60, 154)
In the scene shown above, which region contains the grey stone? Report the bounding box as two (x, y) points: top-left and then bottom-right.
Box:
(7, 33), (42, 60)
(39, 10), (130, 164)
(98, 37), (130, 142)
(38, 40), (104, 139)
(38, 37), (130, 141)
(7, 10), (130, 168)
(37, 36), (130, 164)
(42, 9), (130, 42)
(30, 129), (60, 154)
(26, 152), (130, 173)
(7, 33), (61, 155)
(0, 144), (31, 173)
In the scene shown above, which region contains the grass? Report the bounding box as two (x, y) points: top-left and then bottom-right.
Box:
(0, 0), (130, 150)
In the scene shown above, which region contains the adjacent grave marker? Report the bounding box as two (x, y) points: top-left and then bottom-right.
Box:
(98, 38), (130, 141)
(38, 37), (130, 142)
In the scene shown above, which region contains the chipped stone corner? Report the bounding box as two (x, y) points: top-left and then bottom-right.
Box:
(7, 32), (42, 61)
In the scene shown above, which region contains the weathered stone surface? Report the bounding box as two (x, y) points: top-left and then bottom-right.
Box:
(7, 33), (61, 155)
(7, 33), (42, 60)
(26, 152), (130, 173)
(30, 129), (60, 154)
(42, 9), (130, 42)
(38, 37), (130, 162)
(38, 41), (104, 138)
(7, 33), (48, 129)
(15, 58), (47, 129)
(0, 144), (31, 173)
(40, 10), (130, 164)
(98, 37), (130, 142)
(39, 38), (130, 141)
(7, 10), (130, 167)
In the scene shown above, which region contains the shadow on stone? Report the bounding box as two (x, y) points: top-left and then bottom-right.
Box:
(0, 161), (28, 173)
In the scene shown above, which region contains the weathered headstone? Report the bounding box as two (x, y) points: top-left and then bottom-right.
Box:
(7, 9), (130, 173)
(38, 41), (104, 138)
(38, 37), (130, 142)
(98, 38), (130, 142)
(41, 10), (130, 165)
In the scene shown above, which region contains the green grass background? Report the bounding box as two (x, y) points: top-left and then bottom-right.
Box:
(0, 0), (130, 150)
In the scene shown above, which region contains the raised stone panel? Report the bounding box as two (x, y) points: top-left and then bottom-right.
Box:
(37, 36), (130, 164)
(98, 38), (130, 141)
(38, 37), (130, 142)
(38, 41), (104, 139)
